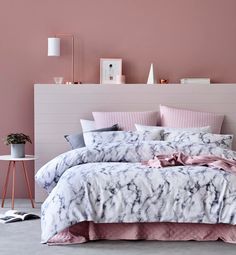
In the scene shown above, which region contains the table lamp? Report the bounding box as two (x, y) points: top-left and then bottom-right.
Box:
(48, 34), (78, 84)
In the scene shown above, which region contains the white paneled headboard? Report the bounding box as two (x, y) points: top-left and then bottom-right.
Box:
(34, 84), (236, 202)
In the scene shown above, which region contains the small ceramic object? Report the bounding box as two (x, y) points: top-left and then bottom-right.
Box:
(160, 79), (168, 84)
(147, 63), (157, 84)
(116, 75), (126, 84)
(53, 77), (64, 84)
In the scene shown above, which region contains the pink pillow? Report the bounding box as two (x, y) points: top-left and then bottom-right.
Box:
(92, 111), (159, 131)
(160, 105), (224, 134)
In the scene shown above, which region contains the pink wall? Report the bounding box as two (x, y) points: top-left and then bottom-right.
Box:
(0, 0), (236, 198)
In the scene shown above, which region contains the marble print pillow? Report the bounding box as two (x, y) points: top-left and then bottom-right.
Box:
(164, 131), (233, 149)
(83, 130), (162, 147)
(135, 124), (211, 140)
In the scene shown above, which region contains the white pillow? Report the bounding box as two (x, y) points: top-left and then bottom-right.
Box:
(165, 131), (233, 149)
(83, 130), (162, 147)
(135, 124), (212, 140)
(80, 119), (96, 132)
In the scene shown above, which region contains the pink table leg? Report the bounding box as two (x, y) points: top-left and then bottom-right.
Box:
(22, 161), (35, 208)
(1, 161), (12, 208)
(11, 161), (16, 209)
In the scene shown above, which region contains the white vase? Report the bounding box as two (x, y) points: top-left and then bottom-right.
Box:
(147, 63), (157, 85)
(11, 144), (25, 158)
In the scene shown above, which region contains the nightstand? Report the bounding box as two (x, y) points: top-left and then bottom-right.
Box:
(1, 155), (37, 209)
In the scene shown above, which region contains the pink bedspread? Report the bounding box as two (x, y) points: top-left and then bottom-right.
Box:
(48, 222), (236, 245)
(144, 152), (236, 173)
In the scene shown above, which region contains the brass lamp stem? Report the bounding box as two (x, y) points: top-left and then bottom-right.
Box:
(55, 33), (75, 84)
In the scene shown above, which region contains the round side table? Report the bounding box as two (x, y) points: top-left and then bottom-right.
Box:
(0, 155), (37, 209)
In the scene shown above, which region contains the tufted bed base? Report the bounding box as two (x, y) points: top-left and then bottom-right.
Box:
(48, 222), (236, 245)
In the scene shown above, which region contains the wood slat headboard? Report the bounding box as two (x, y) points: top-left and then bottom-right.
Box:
(34, 84), (236, 202)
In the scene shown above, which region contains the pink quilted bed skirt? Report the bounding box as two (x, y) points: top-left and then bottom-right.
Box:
(48, 222), (236, 245)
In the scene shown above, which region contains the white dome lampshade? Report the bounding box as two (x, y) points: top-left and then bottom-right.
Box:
(48, 37), (60, 56)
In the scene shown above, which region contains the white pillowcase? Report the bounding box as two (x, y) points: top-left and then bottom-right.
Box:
(83, 130), (162, 147)
(80, 119), (96, 132)
(135, 124), (212, 140)
(165, 131), (233, 149)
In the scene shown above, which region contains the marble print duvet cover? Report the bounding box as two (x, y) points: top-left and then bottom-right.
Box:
(35, 141), (236, 243)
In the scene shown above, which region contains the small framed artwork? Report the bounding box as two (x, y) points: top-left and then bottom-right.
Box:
(100, 58), (122, 84)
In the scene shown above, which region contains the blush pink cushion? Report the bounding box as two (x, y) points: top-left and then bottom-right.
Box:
(92, 111), (159, 131)
(160, 105), (224, 134)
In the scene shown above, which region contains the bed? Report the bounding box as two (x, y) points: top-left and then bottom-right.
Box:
(34, 84), (236, 245)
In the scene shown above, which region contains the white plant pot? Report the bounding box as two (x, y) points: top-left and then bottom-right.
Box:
(11, 144), (25, 158)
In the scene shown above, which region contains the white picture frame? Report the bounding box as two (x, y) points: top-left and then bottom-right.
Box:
(100, 58), (122, 84)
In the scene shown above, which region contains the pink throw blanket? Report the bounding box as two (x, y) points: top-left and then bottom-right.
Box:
(144, 153), (236, 174)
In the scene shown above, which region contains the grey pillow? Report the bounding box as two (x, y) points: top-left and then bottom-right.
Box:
(64, 124), (119, 149)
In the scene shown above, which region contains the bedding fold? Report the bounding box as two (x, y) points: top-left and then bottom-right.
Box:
(145, 152), (236, 173)
(35, 141), (236, 193)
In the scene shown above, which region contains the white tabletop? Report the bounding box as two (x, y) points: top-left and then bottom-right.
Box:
(0, 155), (37, 161)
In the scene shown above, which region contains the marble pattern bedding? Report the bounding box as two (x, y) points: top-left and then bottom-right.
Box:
(164, 132), (233, 149)
(83, 130), (162, 147)
(36, 141), (236, 243)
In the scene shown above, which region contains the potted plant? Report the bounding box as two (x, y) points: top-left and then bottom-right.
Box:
(3, 133), (32, 158)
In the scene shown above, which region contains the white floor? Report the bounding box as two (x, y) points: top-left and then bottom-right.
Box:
(0, 200), (236, 255)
